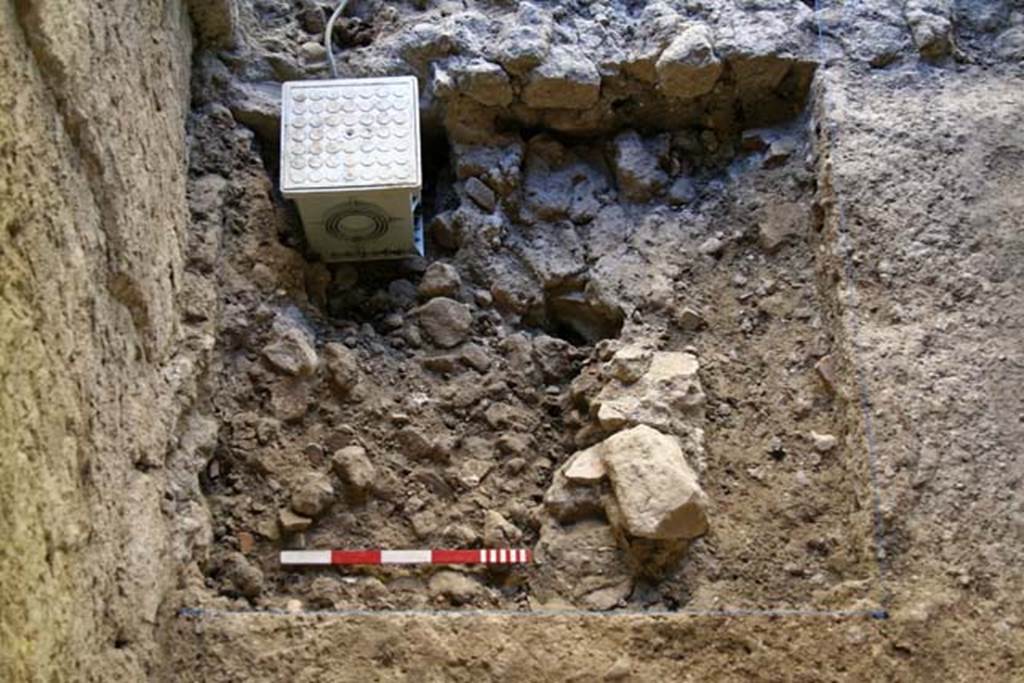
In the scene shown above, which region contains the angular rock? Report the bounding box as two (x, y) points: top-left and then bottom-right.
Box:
(532, 335), (574, 382)
(417, 297), (473, 348)
(465, 176), (497, 212)
(494, 2), (553, 74)
(453, 59), (514, 107)
(522, 46), (601, 110)
(610, 131), (669, 202)
(483, 510), (524, 547)
(290, 472), (335, 517)
(279, 507), (313, 533)
(811, 431), (838, 453)
(543, 463), (605, 524)
(263, 327), (318, 376)
(332, 445), (375, 494)
(269, 377), (311, 422)
(905, 0), (955, 60)
(605, 345), (652, 384)
(600, 425), (709, 540)
(323, 342), (362, 393)
(418, 262), (462, 299)
(655, 24), (722, 100)
(563, 445), (608, 483)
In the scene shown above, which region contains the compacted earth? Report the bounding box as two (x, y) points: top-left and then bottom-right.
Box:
(2, 0), (1022, 680)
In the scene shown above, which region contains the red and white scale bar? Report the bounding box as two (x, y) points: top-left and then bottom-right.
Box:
(280, 549), (532, 566)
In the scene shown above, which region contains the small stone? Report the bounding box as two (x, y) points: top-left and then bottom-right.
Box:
(290, 472), (335, 517)
(418, 262), (462, 299)
(676, 307), (705, 332)
(222, 552), (263, 599)
(410, 510), (439, 538)
(263, 327), (318, 376)
(482, 510), (524, 547)
(237, 531), (255, 554)
(324, 342), (361, 393)
(465, 177), (497, 212)
(810, 431), (838, 453)
(332, 445), (375, 494)
(698, 236), (724, 256)
(611, 130), (669, 203)
(667, 177), (697, 206)
(461, 343), (492, 373)
(764, 137), (796, 168)
(388, 279), (419, 308)
(285, 599), (303, 613)
(256, 518), (280, 541)
(454, 58), (513, 107)
(428, 571), (482, 605)
(474, 289), (493, 307)
(299, 41), (327, 63)
(297, 0), (325, 34)
(397, 426), (437, 460)
(417, 297), (473, 348)
(279, 508), (313, 533)
(533, 335), (574, 382)
(656, 24), (722, 99)
(605, 345), (653, 384)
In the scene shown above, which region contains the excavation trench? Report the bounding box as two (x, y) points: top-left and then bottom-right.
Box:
(182, 0), (878, 615)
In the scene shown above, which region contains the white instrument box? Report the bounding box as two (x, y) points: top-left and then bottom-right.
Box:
(280, 76), (423, 262)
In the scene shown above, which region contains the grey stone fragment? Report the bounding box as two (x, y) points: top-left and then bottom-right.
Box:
(611, 131), (669, 202)
(465, 177), (497, 212)
(667, 177), (697, 206)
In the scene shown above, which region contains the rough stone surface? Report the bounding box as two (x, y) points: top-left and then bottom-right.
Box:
(417, 298), (473, 348)
(323, 343), (361, 393)
(418, 262), (462, 299)
(611, 131), (670, 202)
(290, 473), (335, 518)
(331, 446), (375, 494)
(656, 25), (722, 99)
(600, 426), (709, 540)
(594, 351), (706, 435)
(262, 325), (318, 376)
(522, 46), (601, 110)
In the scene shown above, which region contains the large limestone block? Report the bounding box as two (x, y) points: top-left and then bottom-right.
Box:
(601, 425), (708, 540)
